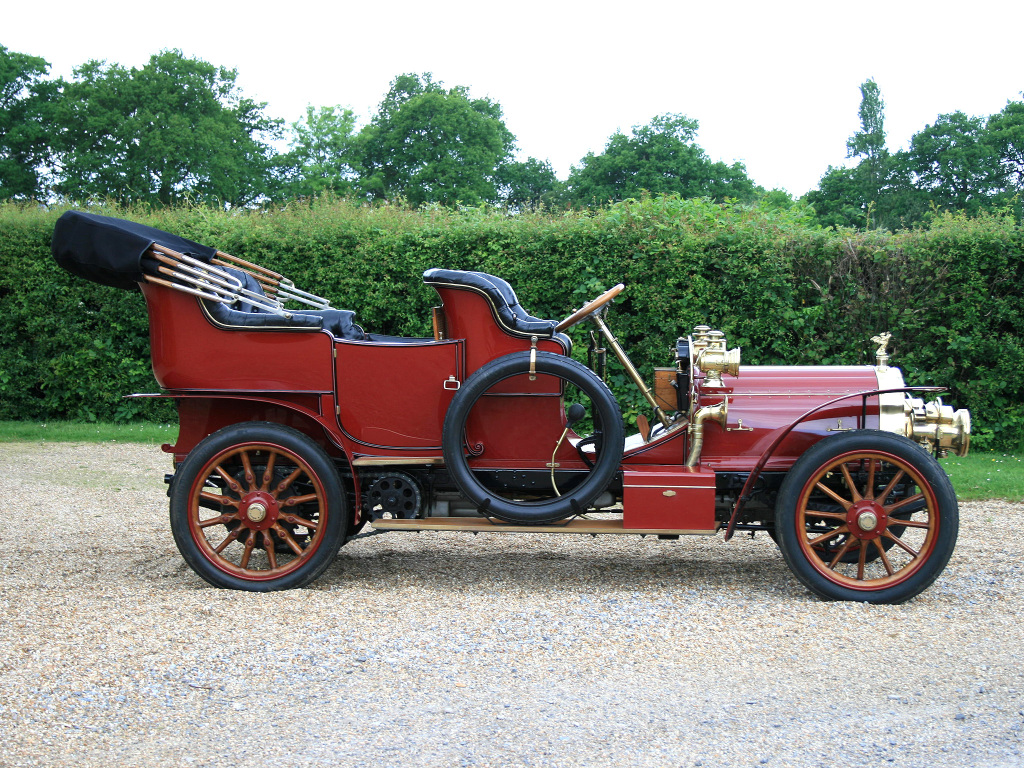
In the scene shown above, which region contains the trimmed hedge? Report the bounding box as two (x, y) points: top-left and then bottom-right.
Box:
(1, 197), (1021, 449)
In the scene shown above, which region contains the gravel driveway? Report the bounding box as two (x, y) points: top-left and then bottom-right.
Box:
(1, 441), (1022, 767)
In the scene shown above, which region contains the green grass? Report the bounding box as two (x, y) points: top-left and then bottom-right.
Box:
(0, 420), (177, 444)
(940, 451), (1024, 502)
(1, 421), (1020, 502)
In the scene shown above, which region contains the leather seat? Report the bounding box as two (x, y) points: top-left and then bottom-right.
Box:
(202, 267), (366, 341)
(422, 268), (571, 349)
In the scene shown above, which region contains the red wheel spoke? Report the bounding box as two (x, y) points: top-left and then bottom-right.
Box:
(815, 480), (853, 510)
(275, 467), (304, 496)
(886, 493), (924, 514)
(180, 432), (338, 588)
(806, 509), (847, 521)
(808, 525), (850, 547)
(281, 493), (319, 508)
(874, 469), (906, 504)
(198, 513), (238, 528)
(827, 537), (856, 569)
(272, 524), (305, 556)
(863, 458), (877, 500)
(874, 539), (895, 575)
(214, 527), (241, 554)
(263, 531), (278, 569)
(240, 531), (256, 569)
(260, 451), (278, 492)
(840, 464), (862, 502)
(281, 513), (318, 530)
(884, 530), (920, 558)
(895, 518), (930, 529)
(215, 464), (243, 494)
(200, 491), (238, 508)
(857, 542), (868, 580)
(240, 450), (256, 489)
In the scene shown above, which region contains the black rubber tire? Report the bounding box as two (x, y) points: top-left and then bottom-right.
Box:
(774, 430), (958, 604)
(169, 422), (347, 591)
(442, 351), (625, 524)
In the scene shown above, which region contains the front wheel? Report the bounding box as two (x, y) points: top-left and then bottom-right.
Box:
(169, 422), (347, 591)
(774, 431), (958, 604)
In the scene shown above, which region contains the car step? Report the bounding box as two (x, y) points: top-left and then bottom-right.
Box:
(370, 517), (719, 535)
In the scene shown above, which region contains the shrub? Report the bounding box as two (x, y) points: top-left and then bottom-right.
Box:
(1, 198), (1020, 448)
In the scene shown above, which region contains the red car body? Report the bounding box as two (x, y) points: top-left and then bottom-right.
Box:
(53, 211), (971, 602)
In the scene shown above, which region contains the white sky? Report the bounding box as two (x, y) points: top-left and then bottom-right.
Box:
(5, 0), (1023, 196)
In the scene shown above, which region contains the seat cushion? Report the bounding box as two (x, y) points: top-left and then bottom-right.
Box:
(202, 267), (365, 340)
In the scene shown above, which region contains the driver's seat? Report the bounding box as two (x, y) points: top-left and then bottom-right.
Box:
(423, 269), (571, 350)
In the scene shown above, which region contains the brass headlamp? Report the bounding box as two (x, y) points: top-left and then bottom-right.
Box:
(904, 396), (971, 457)
(692, 326), (741, 387)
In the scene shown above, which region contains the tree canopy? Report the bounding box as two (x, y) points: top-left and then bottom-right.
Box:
(562, 113), (757, 205)
(354, 73), (517, 207)
(807, 80), (1024, 229)
(0, 45), (58, 199)
(51, 49), (282, 206)
(277, 105), (359, 199)
(5, 43), (1024, 226)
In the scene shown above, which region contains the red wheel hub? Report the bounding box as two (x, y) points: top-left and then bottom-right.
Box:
(847, 499), (887, 540)
(239, 491), (279, 531)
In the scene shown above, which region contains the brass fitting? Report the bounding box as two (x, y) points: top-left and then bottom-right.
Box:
(903, 397), (971, 457)
(693, 327), (741, 387)
(685, 399), (728, 467)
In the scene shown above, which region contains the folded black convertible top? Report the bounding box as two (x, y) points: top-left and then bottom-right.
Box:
(52, 210), (217, 291)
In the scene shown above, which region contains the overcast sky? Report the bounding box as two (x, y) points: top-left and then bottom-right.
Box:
(6, 0), (1022, 196)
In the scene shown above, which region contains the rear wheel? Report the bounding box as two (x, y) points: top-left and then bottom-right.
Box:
(169, 422), (347, 591)
(774, 431), (958, 604)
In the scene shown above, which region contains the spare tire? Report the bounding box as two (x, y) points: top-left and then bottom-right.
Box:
(442, 351), (624, 524)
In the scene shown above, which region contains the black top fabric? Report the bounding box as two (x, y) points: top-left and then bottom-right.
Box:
(52, 210), (217, 291)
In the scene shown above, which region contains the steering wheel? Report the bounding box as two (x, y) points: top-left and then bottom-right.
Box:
(555, 284), (624, 332)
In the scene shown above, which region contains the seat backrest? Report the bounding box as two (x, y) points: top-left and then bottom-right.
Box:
(423, 268), (560, 337)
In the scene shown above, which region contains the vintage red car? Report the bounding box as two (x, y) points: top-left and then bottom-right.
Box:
(53, 211), (971, 603)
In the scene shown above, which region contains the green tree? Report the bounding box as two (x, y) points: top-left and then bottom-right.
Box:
(906, 111), (1004, 214)
(277, 105), (359, 199)
(52, 49), (282, 206)
(355, 73), (516, 206)
(846, 79), (889, 213)
(562, 113), (756, 205)
(0, 46), (59, 199)
(986, 98), (1024, 196)
(494, 156), (559, 210)
(807, 79), (916, 230)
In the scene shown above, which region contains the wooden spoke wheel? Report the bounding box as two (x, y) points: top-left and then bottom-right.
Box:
(170, 422), (347, 591)
(774, 431), (958, 604)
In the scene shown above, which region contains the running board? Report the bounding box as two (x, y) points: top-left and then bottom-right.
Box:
(370, 517), (719, 536)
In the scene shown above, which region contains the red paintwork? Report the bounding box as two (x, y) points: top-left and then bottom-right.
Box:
(431, 284), (568, 379)
(335, 338), (463, 450)
(622, 466), (716, 530)
(138, 276), (896, 535)
(141, 282), (334, 392)
(697, 366), (883, 471)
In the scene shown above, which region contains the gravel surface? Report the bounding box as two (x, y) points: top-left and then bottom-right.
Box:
(1, 441), (1022, 768)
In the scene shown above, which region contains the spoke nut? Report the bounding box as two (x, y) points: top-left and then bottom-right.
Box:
(247, 502), (268, 523)
(857, 511), (878, 531)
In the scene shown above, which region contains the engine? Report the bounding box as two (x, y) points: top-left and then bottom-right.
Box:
(680, 325), (971, 467)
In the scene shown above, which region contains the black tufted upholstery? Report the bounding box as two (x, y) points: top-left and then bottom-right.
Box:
(423, 269), (569, 347)
(202, 267), (366, 340)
